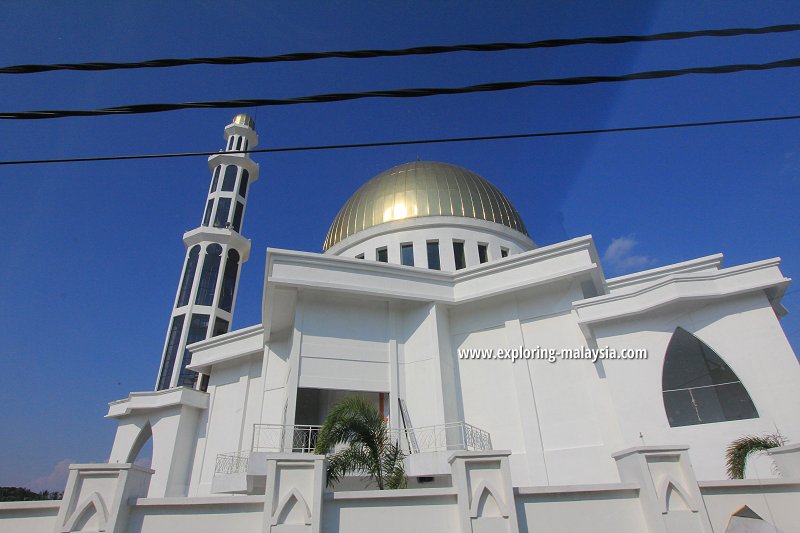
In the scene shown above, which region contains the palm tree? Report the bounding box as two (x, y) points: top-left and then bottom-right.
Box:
(725, 433), (785, 479)
(314, 396), (406, 490)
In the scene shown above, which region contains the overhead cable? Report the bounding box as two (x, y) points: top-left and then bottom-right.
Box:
(2, 24), (799, 75)
(2, 113), (799, 166)
(2, 57), (800, 120)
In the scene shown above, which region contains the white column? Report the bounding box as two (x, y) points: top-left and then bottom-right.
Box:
(449, 450), (520, 533)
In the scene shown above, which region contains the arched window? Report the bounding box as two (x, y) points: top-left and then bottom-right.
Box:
(662, 327), (757, 427)
(210, 165), (221, 193)
(214, 198), (231, 228)
(177, 313), (209, 387)
(222, 165), (237, 191)
(236, 137), (243, 151)
(177, 245), (200, 307)
(202, 199), (213, 227)
(195, 244), (222, 306)
(238, 169), (249, 198)
(219, 249), (240, 312)
(157, 315), (185, 390)
(232, 202), (244, 232)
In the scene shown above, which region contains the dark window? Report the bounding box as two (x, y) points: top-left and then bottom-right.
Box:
(453, 241), (466, 270)
(227, 137), (235, 150)
(202, 199), (213, 227)
(195, 244), (222, 306)
(355, 253), (364, 259)
(478, 244), (489, 264)
(376, 247), (388, 262)
(177, 314), (210, 387)
(238, 169), (249, 198)
(500, 247), (509, 258)
(213, 318), (230, 337)
(222, 165), (237, 191)
(199, 374), (210, 392)
(219, 249), (240, 312)
(232, 202), (244, 233)
(157, 315), (185, 390)
(210, 166), (221, 193)
(662, 327), (758, 427)
(427, 241), (441, 270)
(236, 137), (242, 151)
(214, 198), (231, 228)
(401, 243), (414, 266)
(177, 245), (201, 307)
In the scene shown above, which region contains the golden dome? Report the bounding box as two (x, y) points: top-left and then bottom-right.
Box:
(232, 113), (255, 129)
(323, 161), (529, 251)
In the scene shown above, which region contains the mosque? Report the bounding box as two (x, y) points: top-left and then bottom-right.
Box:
(3, 115), (800, 533)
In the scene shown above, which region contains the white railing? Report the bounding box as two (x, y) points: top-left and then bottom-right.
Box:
(215, 451), (249, 474)
(252, 424), (322, 453)
(399, 422), (492, 453)
(215, 421), (492, 475)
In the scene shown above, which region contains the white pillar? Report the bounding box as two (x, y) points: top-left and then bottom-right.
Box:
(262, 453), (326, 533)
(53, 463), (151, 533)
(612, 445), (713, 533)
(449, 450), (520, 533)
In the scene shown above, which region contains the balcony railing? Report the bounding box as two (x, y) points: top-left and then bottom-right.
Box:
(400, 422), (492, 453)
(215, 451), (250, 474)
(252, 424), (322, 453)
(214, 421), (492, 475)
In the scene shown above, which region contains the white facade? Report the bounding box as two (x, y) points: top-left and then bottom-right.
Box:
(4, 152), (800, 533)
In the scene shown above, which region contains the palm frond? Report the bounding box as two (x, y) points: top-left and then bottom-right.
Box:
(314, 395), (406, 489)
(725, 433), (785, 479)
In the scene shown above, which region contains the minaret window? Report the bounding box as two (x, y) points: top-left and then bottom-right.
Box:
(219, 250), (240, 312)
(213, 198), (231, 228)
(227, 137), (235, 150)
(202, 199), (213, 227)
(662, 327), (758, 427)
(157, 315), (185, 390)
(236, 137), (243, 151)
(222, 166), (237, 191)
(478, 243), (489, 264)
(177, 313), (210, 387)
(427, 241), (441, 270)
(238, 170), (250, 198)
(210, 166), (221, 193)
(177, 245), (201, 307)
(232, 202), (244, 233)
(213, 318), (229, 337)
(453, 240), (466, 270)
(401, 243), (414, 266)
(195, 244), (222, 306)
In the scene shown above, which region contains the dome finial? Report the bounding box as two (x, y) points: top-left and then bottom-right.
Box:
(232, 113), (255, 130)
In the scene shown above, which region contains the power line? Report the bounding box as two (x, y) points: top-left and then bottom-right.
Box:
(3, 57), (800, 121)
(3, 24), (799, 75)
(2, 113), (799, 166)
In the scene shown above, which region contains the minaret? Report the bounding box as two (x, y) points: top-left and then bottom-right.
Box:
(155, 114), (259, 390)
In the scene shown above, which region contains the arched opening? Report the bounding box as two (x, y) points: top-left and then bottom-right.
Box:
(662, 327), (758, 427)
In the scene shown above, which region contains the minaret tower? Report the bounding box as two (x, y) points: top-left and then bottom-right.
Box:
(155, 114), (259, 390)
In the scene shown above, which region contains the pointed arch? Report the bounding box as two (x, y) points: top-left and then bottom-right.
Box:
(725, 505), (781, 533)
(271, 488), (312, 526)
(468, 480), (508, 518)
(661, 327), (758, 427)
(64, 492), (108, 532)
(125, 420), (153, 464)
(657, 476), (696, 514)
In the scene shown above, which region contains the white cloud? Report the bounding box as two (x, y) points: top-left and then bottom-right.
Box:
(602, 235), (656, 274)
(27, 458), (74, 492)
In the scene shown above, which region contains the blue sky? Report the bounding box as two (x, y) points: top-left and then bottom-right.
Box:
(1, 1), (799, 490)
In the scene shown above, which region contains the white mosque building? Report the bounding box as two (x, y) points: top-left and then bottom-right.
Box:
(3, 115), (800, 533)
